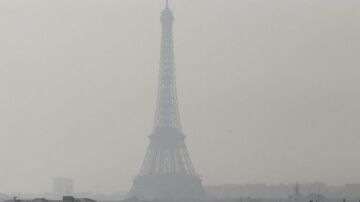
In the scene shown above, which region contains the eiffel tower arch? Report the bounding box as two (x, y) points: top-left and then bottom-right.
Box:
(128, 1), (207, 201)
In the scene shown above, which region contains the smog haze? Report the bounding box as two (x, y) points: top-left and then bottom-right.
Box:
(0, 0), (359, 194)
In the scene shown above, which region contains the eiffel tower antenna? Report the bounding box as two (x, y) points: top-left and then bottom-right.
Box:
(128, 1), (207, 201)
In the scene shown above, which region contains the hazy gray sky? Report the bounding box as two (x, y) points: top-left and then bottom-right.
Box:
(0, 0), (359, 194)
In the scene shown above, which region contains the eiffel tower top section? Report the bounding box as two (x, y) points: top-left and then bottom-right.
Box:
(153, 0), (182, 134)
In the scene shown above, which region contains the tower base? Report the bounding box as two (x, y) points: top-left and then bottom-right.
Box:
(128, 174), (207, 201)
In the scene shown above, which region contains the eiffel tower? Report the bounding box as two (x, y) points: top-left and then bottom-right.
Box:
(128, 1), (207, 201)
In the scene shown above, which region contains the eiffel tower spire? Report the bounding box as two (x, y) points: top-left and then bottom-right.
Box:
(153, 0), (182, 133)
(140, 0), (196, 176)
(128, 1), (207, 201)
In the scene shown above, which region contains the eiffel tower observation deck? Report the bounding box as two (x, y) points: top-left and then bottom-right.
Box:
(128, 0), (207, 201)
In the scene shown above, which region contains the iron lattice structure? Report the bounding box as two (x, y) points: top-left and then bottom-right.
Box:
(129, 1), (207, 201)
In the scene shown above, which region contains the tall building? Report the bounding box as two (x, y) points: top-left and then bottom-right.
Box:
(128, 0), (207, 201)
(295, 183), (300, 197)
(53, 178), (74, 197)
(290, 183), (302, 202)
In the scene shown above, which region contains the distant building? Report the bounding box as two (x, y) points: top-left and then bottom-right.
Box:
(344, 184), (360, 199)
(205, 183), (359, 199)
(53, 178), (74, 197)
(0, 193), (10, 202)
(304, 193), (327, 202)
(288, 183), (302, 202)
(5, 196), (95, 202)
